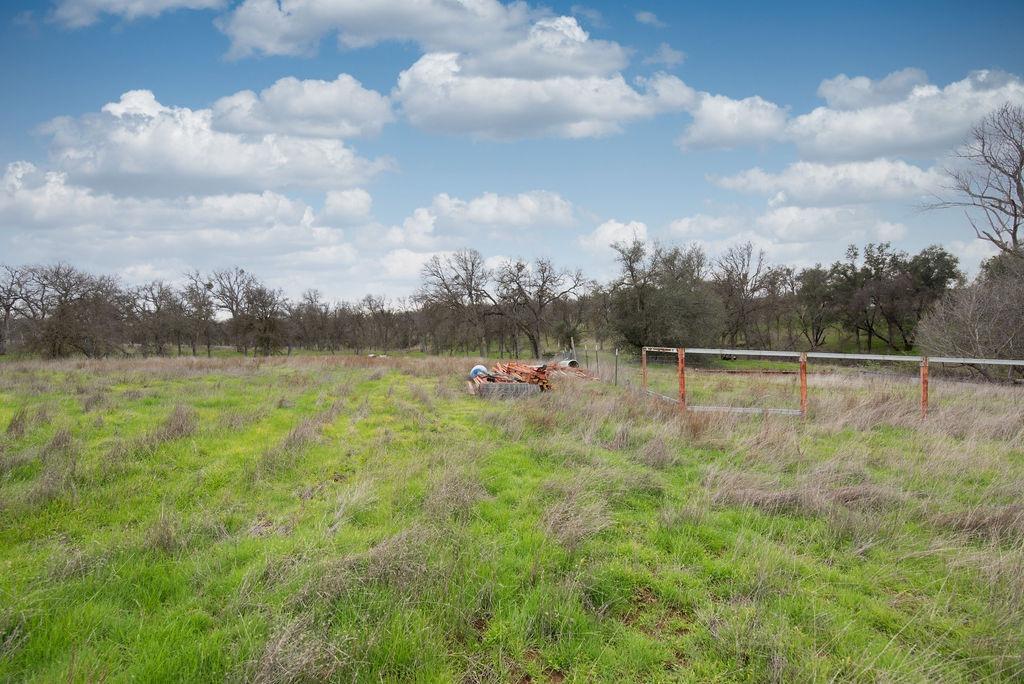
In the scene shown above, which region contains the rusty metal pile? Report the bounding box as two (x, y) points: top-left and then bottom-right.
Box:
(469, 360), (594, 396)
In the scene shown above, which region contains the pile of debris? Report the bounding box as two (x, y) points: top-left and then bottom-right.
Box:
(492, 361), (553, 390)
(467, 360), (594, 398)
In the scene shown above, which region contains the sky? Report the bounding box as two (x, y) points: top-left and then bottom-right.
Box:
(2, 0), (1023, 300)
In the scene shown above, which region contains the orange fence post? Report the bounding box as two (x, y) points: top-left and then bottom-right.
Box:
(641, 348), (648, 391)
(677, 347), (687, 412)
(799, 352), (808, 416)
(920, 356), (929, 417)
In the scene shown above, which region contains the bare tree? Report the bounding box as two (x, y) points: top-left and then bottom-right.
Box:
(935, 103), (1024, 257)
(182, 271), (217, 356)
(135, 281), (183, 355)
(211, 267), (255, 354)
(245, 283), (286, 356)
(0, 266), (21, 355)
(918, 275), (1023, 379)
(418, 249), (497, 356)
(714, 242), (768, 347)
(360, 295), (397, 352)
(495, 259), (587, 359)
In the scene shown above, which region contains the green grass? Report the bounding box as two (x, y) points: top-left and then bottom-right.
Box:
(1, 355), (1023, 682)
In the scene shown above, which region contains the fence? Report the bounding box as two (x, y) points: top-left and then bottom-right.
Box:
(639, 347), (1024, 417)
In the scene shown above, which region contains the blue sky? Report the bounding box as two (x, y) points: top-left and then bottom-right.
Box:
(2, 0), (1023, 298)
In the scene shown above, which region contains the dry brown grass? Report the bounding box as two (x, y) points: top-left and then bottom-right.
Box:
(0, 441), (34, 476)
(810, 374), (1024, 445)
(705, 466), (906, 518)
(329, 480), (377, 533)
(0, 610), (27, 663)
(47, 540), (106, 581)
(26, 428), (79, 507)
(145, 507), (183, 553)
(659, 494), (711, 529)
(542, 492), (610, 552)
(407, 382), (433, 408)
(80, 391), (106, 413)
(218, 408), (268, 431)
(423, 467), (490, 521)
(5, 408), (28, 438)
(304, 526), (438, 606)
(936, 505), (1024, 543)
(636, 436), (678, 469)
(248, 616), (349, 683)
(136, 405), (199, 454)
(259, 401), (343, 476)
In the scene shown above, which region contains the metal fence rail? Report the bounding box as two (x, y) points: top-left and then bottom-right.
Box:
(641, 346), (1024, 417)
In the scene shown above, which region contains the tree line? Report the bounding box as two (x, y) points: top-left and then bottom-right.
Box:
(1, 238), (1015, 363)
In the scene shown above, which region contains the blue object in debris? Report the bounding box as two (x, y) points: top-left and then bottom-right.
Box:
(469, 364), (489, 379)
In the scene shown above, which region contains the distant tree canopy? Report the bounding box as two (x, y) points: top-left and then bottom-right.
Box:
(0, 239), (969, 361)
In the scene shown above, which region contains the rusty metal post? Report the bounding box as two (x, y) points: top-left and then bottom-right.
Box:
(799, 352), (808, 416)
(641, 348), (648, 391)
(920, 356), (929, 417)
(677, 347), (687, 412)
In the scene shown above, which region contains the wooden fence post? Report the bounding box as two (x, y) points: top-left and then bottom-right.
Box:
(677, 347), (686, 412)
(641, 348), (648, 391)
(920, 357), (929, 417)
(614, 348), (619, 385)
(799, 352), (808, 416)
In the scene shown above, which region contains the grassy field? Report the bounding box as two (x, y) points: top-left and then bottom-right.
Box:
(1, 355), (1023, 682)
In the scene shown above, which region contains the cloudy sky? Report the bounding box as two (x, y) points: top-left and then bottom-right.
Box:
(2, 0), (1023, 299)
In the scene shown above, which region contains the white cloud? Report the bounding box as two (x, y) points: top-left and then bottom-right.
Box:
(460, 16), (627, 79)
(948, 239), (998, 274)
(51, 0), (222, 28)
(817, 67), (929, 110)
(755, 205), (900, 243)
(579, 219), (647, 252)
(674, 69), (1024, 157)
(714, 158), (943, 205)
(634, 11), (666, 28)
(678, 93), (788, 149)
(378, 248), (449, 280)
(384, 207), (437, 248)
(643, 43), (685, 68)
(217, 0), (532, 59)
(789, 69), (1024, 159)
(483, 254), (515, 271)
(394, 53), (695, 139)
(0, 161), (362, 293)
(667, 206), (913, 269)
(668, 213), (743, 238)
(381, 190), (575, 247)
(42, 90), (389, 195)
(211, 74), (393, 138)
(431, 190), (574, 227)
(874, 221), (907, 241)
(322, 188), (372, 222)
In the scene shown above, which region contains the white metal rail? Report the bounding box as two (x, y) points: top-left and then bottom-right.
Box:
(673, 347), (1024, 366)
